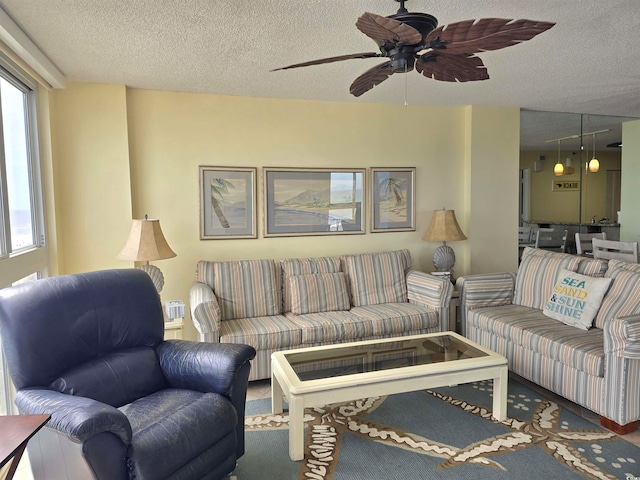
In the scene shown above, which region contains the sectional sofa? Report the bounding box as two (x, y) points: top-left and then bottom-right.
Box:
(457, 247), (640, 433)
(189, 249), (454, 381)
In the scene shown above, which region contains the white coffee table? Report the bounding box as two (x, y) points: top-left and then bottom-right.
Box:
(271, 331), (508, 461)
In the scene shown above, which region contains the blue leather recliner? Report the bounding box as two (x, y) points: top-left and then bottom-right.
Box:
(0, 269), (256, 480)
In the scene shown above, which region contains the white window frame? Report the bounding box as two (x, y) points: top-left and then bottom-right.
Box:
(0, 56), (48, 288)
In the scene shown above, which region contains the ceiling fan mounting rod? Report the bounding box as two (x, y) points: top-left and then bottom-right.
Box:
(395, 0), (409, 14)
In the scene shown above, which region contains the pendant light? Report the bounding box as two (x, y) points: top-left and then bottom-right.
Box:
(588, 133), (600, 173)
(554, 140), (564, 176)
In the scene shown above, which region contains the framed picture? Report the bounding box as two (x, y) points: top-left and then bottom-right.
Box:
(370, 167), (416, 232)
(199, 166), (257, 239)
(263, 167), (365, 237)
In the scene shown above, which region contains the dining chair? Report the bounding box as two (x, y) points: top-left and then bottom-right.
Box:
(592, 238), (639, 263)
(575, 232), (607, 255)
(534, 228), (568, 253)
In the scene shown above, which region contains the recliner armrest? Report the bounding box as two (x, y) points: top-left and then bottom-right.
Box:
(15, 388), (132, 444)
(189, 281), (222, 342)
(157, 340), (256, 396)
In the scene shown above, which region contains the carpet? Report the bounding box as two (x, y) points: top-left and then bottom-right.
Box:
(231, 379), (640, 480)
(234, 378), (640, 480)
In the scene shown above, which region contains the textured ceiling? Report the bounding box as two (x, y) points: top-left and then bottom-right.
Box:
(1, 0), (639, 121)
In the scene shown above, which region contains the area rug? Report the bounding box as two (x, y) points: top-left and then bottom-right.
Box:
(231, 379), (640, 480)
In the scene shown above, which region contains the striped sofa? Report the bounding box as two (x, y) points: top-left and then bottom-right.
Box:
(189, 249), (453, 381)
(457, 247), (640, 434)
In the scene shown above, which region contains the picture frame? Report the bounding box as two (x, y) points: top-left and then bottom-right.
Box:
(263, 167), (365, 237)
(199, 166), (257, 239)
(370, 167), (416, 232)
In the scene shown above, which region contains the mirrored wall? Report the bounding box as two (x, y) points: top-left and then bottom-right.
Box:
(520, 111), (637, 248)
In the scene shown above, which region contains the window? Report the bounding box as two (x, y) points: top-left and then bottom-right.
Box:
(0, 62), (48, 416)
(0, 64), (47, 288)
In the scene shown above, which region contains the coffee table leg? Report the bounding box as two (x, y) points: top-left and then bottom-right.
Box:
(288, 395), (304, 461)
(492, 366), (508, 421)
(271, 372), (283, 415)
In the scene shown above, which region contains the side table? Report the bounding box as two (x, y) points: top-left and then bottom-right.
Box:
(0, 414), (50, 480)
(449, 289), (460, 332)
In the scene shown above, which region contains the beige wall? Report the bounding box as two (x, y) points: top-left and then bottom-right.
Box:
(463, 105), (520, 274)
(49, 84), (133, 273)
(621, 119), (640, 242)
(50, 83), (520, 340)
(520, 150), (621, 223)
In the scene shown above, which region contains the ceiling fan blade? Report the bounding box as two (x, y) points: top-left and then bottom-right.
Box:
(272, 52), (381, 71)
(350, 61), (394, 97)
(426, 18), (555, 54)
(416, 53), (489, 82)
(356, 12), (423, 45)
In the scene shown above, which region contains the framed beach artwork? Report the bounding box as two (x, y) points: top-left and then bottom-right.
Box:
(263, 167), (365, 237)
(370, 167), (416, 232)
(199, 166), (257, 239)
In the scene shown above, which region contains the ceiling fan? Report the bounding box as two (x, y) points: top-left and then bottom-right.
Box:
(273, 0), (555, 97)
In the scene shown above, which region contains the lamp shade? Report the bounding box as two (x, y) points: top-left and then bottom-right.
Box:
(588, 158), (600, 173)
(422, 210), (467, 242)
(117, 218), (176, 262)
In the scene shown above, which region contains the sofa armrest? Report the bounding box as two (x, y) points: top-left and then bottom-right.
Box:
(604, 313), (640, 359)
(456, 272), (516, 336)
(456, 272), (516, 308)
(15, 388), (132, 444)
(189, 281), (222, 342)
(406, 270), (454, 332)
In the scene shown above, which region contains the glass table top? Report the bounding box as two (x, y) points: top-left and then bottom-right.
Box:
(284, 334), (488, 382)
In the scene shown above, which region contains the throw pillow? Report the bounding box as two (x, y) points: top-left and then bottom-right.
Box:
(543, 268), (612, 330)
(289, 272), (350, 315)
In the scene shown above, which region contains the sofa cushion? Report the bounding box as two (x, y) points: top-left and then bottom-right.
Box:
(350, 303), (438, 336)
(543, 269), (612, 330)
(286, 311), (370, 344)
(280, 256), (342, 313)
(513, 247), (582, 310)
(219, 315), (301, 350)
(469, 305), (604, 377)
(206, 260), (280, 320)
(289, 272), (350, 315)
(606, 258), (640, 276)
(594, 268), (640, 329)
(119, 389), (236, 480)
(343, 251), (408, 307)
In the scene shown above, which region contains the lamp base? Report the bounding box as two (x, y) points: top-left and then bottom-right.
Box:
(138, 264), (165, 293)
(433, 244), (456, 272)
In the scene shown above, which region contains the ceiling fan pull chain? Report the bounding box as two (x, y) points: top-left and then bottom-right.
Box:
(404, 63), (409, 106)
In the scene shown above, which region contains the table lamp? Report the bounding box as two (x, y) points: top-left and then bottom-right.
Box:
(422, 209), (467, 273)
(117, 215), (176, 292)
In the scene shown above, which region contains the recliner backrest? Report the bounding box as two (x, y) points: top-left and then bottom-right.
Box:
(0, 269), (165, 391)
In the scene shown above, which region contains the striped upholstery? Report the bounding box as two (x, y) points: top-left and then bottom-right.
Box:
(288, 272), (350, 315)
(219, 315), (301, 350)
(469, 305), (604, 376)
(343, 250), (408, 307)
(577, 257), (609, 277)
(280, 256), (342, 312)
(606, 259), (640, 275)
(513, 248), (581, 310)
(594, 268), (640, 329)
(605, 314), (640, 359)
(285, 311), (370, 344)
(350, 303), (438, 336)
(200, 260), (280, 320)
(189, 281), (221, 342)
